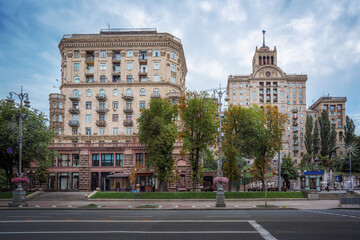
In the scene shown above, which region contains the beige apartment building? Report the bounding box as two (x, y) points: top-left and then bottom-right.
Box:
(227, 37), (307, 165)
(47, 29), (191, 191)
(307, 96), (347, 156)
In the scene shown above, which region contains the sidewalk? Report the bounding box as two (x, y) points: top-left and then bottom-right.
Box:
(1, 198), (359, 209)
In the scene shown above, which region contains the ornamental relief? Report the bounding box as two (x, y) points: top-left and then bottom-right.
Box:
(254, 67), (281, 78)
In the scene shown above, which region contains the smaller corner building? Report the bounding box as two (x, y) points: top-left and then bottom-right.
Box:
(46, 28), (193, 191)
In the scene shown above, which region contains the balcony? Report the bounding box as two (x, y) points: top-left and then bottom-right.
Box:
(293, 121), (298, 126)
(138, 52), (148, 62)
(86, 69), (94, 75)
(293, 142), (299, 146)
(292, 109), (298, 113)
(113, 66), (121, 74)
(96, 120), (106, 127)
(293, 130), (298, 133)
(123, 107), (133, 113)
(96, 107), (109, 114)
(112, 53), (121, 62)
(293, 149), (299, 152)
(293, 135), (298, 140)
(293, 116), (298, 120)
(112, 76), (121, 83)
(96, 94), (107, 101)
(68, 120), (79, 127)
(122, 94), (134, 101)
(166, 91), (181, 100)
(69, 96), (80, 101)
(123, 120), (133, 126)
(68, 107), (80, 114)
(86, 77), (94, 83)
(139, 69), (148, 76)
(85, 56), (94, 63)
(151, 93), (161, 99)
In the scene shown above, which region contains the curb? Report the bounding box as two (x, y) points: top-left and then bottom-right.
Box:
(88, 198), (308, 201)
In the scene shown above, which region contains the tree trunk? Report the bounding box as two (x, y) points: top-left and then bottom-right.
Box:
(159, 181), (166, 192)
(192, 178), (197, 192)
(261, 176), (265, 191)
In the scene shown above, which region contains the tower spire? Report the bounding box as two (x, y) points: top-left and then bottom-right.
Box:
(262, 30), (266, 47)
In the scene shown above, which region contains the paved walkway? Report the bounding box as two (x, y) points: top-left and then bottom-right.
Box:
(1, 191), (360, 209)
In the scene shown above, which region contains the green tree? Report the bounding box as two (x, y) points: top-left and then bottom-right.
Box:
(313, 120), (320, 156)
(222, 105), (264, 191)
(201, 149), (217, 171)
(344, 115), (356, 146)
(0, 100), (56, 187)
(137, 98), (178, 192)
(179, 91), (218, 191)
(329, 126), (338, 158)
(252, 104), (287, 191)
(299, 153), (311, 167)
(280, 154), (299, 189)
(305, 114), (313, 156)
(318, 110), (331, 157)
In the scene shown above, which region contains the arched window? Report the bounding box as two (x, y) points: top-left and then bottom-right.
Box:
(73, 89), (79, 97)
(126, 88), (132, 96)
(259, 56), (262, 65)
(140, 88), (146, 96)
(86, 89), (92, 97)
(99, 89), (105, 97)
(263, 56), (266, 65)
(113, 89), (118, 96)
(153, 88), (159, 96)
(271, 56), (274, 65)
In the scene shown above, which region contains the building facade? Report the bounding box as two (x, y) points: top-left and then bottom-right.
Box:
(307, 96), (347, 157)
(47, 29), (191, 191)
(227, 37), (307, 164)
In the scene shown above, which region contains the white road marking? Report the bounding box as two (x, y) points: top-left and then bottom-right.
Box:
(248, 220), (278, 240)
(304, 210), (360, 219)
(7, 216), (50, 218)
(0, 219), (251, 223)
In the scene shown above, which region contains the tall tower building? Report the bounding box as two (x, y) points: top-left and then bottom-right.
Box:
(47, 29), (189, 191)
(227, 31), (307, 164)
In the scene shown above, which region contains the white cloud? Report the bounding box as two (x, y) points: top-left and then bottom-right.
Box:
(199, 1), (212, 12)
(218, 0), (247, 23)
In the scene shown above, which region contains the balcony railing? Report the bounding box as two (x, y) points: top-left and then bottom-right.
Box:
(292, 109), (298, 113)
(293, 116), (298, 120)
(96, 120), (107, 127)
(293, 135), (298, 140)
(139, 69), (148, 75)
(96, 107), (109, 114)
(166, 92), (181, 100)
(85, 56), (94, 62)
(69, 96), (80, 101)
(138, 54), (148, 60)
(68, 120), (79, 127)
(96, 94), (107, 101)
(112, 55), (121, 61)
(151, 93), (161, 99)
(112, 77), (121, 83)
(123, 107), (133, 113)
(123, 120), (133, 126)
(122, 94), (134, 101)
(68, 107), (80, 114)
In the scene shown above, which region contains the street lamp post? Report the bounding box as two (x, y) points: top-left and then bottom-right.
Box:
(243, 170), (247, 192)
(212, 86), (229, 207)
(7, 86), (30, 207)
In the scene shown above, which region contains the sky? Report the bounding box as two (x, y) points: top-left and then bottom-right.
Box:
(1, 0), (360, 131)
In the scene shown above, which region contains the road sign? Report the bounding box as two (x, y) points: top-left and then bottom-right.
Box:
(7, 147), (13, 155)
(335, 175), (343, 183)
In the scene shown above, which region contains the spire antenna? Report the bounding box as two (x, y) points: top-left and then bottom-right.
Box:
(262, 30), (266, 47)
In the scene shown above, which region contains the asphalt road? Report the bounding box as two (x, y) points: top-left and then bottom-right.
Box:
(0, 209), (359, 240)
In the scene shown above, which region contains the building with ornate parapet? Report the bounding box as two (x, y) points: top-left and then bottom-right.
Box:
(227, 31), (307, 165)
(46, 29), (191, 191)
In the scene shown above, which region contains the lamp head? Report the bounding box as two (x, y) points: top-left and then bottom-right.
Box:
(7, 96), (15, 103)
(225, 96), (230, 102)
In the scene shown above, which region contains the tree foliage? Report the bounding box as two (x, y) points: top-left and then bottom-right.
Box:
(0, 100), (56, 188)
(280, 154), (299, 189)
(329, 126), (338, 158)
(344, 115), (356, 146)
(313, 120), (320, 156)
(222, 105), (264, 191)
(201, 149), (217, 171)
(137, 98), (178, 191)
(179, 91), (218, 191)
(318, 110), (331, 157)
(305, 114), (313, 156)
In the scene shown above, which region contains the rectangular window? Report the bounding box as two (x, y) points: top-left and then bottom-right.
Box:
(153, 75), (160, 82)
(101, 154), (114, 167)
(293, 83), (296, 87)
(100, 75), (106, 83)
(99, 127), (105, 135)
(127, 62), (133, 70)
(74, 63), (80, 71)
(74, 50), (80, 58)
(73, 76), (80, 83)
(330, 105), (335, 111)
(92, 154), (99, 167)
(171, 64), (176, 72)
(136, 153), (144, 167)
(72, 128), (78, 135)
(112, 127), (118, 135)
(113, 101), (118, 110)
(100, 50), (107, 58)
(112, 114), (119, 122)
(127, 50), (133, 57)
(171, 52), (177, 59)
(293, 94), (296, 99)
(73, 154), (79, 167)
(100, 63), (106, 70)
(59, 154), (70, 167)
(86, 114), (92, 123)
(126, 75), (133, 82)
(139, 101), (146, 109)
(153, 50), (160, 57)
(299, 83), (303, 87)
(171, 77), (176, 84)
(85, 127), (91, 135)
(153, 62), (160, 69)
(58, 127), (62, 135)
(126, 127), (132, 135)
(116, 153), (123, 166)
(86, 101), (92, 109)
